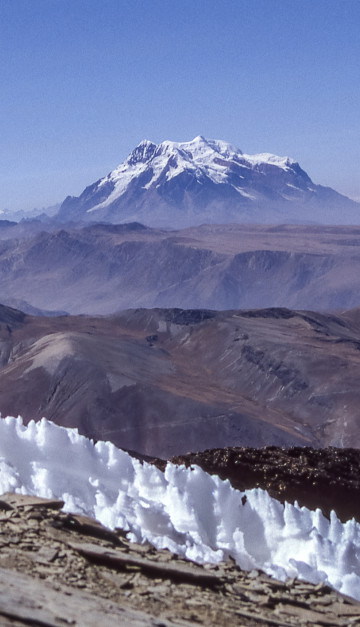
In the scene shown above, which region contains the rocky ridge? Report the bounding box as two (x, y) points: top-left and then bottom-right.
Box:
(1, 492), (360, 626)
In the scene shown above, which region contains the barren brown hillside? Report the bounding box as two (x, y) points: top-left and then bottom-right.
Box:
(1, 303), (360, 455)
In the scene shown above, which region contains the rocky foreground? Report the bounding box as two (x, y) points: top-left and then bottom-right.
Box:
(0, 492), (360, 627)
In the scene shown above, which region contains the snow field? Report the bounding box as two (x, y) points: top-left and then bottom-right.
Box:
(0, 415), (359, 600)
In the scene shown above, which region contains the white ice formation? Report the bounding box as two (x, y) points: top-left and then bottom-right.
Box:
(0, 415), (360, 601)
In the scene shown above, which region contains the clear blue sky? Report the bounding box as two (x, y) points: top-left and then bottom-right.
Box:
(1, 0), (360, 211)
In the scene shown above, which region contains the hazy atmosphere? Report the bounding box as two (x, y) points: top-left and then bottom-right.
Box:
(1, 0), (360, 211)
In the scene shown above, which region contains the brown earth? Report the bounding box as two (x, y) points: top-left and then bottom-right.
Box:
(2, 303), (360, 455)
(1, 492), (360, 626)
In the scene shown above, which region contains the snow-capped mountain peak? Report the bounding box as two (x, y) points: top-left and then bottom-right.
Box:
(94, 136), (296, 210)
(58, 137), (360, 227)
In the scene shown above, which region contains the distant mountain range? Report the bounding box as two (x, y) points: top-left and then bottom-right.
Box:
(57, 136), (360, 227)
(0, 203), (60, 223)
(1, 222), (360, 315)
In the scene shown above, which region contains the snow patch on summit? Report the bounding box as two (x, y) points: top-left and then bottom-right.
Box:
(243, 152), (296, 169)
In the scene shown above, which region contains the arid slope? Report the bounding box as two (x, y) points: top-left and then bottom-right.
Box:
(1, 304), (360, 455)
